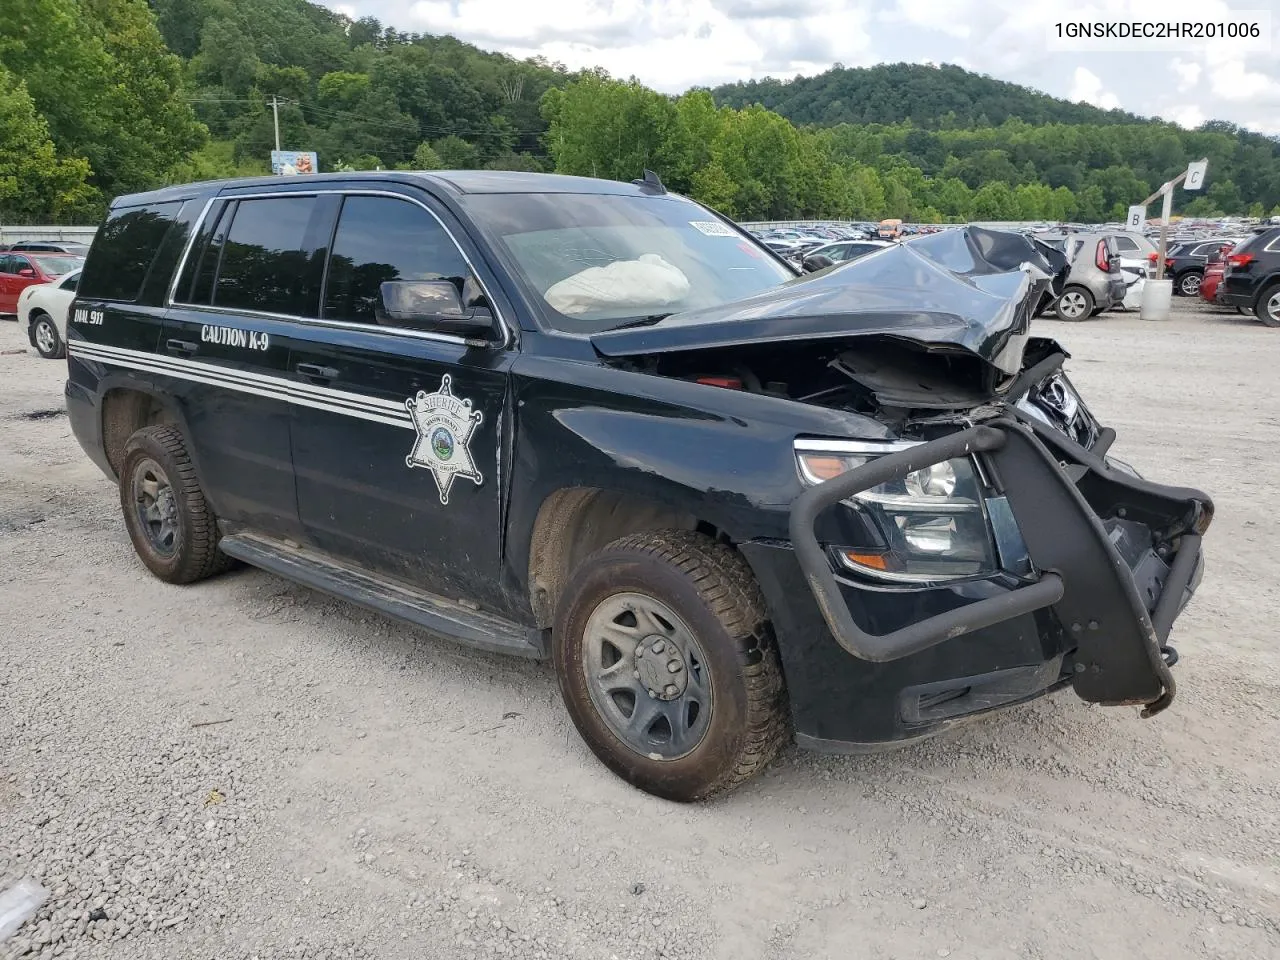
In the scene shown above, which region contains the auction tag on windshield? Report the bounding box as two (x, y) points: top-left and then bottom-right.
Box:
(689, 220), (737, 237)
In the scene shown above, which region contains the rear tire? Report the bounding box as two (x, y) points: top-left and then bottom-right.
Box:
(30, 311), (64, 359)
(1255, 283), (1280, 328)
(119, 425), (233, 584)
(1054, 286), (1094, 321)
(552, 530), (787, 801)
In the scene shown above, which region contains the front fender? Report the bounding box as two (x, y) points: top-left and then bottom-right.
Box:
(503, 353), (887, 595)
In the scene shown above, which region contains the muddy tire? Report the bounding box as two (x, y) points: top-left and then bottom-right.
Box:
(119, 425), (233, 584)
(552, 530), (788, 802)
(1054, 286), (1094, 321)
(1254, 283), (1280, 328)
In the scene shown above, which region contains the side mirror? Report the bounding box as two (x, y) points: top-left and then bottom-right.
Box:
(378, 280), (494, 337)
(17, 268), (37, 278)
(801, 254), (835, 273)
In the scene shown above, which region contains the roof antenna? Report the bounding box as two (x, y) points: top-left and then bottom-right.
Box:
(633, 169), (667, 194)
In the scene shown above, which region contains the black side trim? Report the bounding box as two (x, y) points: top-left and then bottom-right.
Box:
(219, 532), (544, 658)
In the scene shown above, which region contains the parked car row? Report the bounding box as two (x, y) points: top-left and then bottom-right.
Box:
(0, 240), (91, 255)
(1205, 226), (1280, 326)
(0, 252), (84, 358)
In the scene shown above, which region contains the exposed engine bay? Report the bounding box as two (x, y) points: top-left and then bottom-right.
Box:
(612, 334), (1101, 450)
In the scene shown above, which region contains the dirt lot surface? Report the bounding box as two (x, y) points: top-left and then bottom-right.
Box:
(1, 299), (1277, 960)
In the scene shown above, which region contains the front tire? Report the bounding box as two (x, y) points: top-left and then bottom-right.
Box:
(30, 311), (64, 359)
(1255, 283), (1280, 328)
(119, 425), (233, 584)
(1055, 286), (1094, 321)
(552, 531), (787, 801)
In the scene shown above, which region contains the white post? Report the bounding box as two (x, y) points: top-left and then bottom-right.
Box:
(271, 96), (281, 153)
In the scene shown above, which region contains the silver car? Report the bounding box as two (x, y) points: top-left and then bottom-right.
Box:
(1051, 233), (1128, 321)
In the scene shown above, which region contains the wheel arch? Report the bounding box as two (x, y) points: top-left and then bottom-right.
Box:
(99, 382), (191, 479)
(525, 486), (732, 630)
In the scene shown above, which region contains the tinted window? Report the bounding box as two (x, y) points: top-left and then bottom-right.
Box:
(78, 202), (183, 302)
(0, 255), (10, 273)
(1113, 236), (1139, 252)
(60, 272), (81, 291)
(214, 197), (320, 316)
(9, 256), (32, 273)
(323, 195), (470, 324)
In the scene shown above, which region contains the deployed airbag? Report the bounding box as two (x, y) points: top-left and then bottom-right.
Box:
(545, 254), (690, 316)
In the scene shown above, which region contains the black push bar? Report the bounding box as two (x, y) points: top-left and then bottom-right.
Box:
(788, 423), (1065, 663)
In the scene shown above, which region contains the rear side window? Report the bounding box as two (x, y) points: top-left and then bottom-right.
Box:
(212, 197), (321, 316)
(322, 195), (469, 325)
(78, 202), (184, 302)
(1113, 236), (1139, 253)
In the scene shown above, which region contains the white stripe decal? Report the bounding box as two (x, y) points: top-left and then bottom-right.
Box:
(70, 341), (415, 430)
(73, 340), (411, 417)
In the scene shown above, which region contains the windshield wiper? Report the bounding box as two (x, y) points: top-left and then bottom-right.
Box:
(608, 313), (673, 330)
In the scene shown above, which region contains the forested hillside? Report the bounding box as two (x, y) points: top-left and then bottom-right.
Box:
(711, 63), (1142, 128)
(1, 0), (1278, 224)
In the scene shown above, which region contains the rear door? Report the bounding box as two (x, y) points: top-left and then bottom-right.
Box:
(285, 188), (516, 614)
(159, 190), (334, 539)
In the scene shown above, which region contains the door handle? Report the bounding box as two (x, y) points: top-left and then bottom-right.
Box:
(166, 339), (198, 356)
(296, 363), (339, 381)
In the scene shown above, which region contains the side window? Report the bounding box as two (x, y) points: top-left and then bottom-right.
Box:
(1113, 236), (1138, 253)
(61, 273), (81, 291)
(1191, 243), (1215, 257)
(11, 256), (32, 274)
(212, 197), (320, 316)
(323, 195), (470, 325)
(0, 255), (10, 274)
(78, 201), (184, 302)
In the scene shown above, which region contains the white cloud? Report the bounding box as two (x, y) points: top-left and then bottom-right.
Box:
(1168, 104), (1206, 129)
(1170, 58), (1201, 92)
(1067, 66), (1121, 111)
(403, 0), (876, 92)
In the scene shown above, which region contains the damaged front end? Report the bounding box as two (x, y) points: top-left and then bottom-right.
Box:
(593, 226), (1211, 720)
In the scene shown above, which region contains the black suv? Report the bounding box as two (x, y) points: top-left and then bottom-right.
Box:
(65, 172), (1213, 800)
(1163, 238), (1241, 298)
(1218, 226), (1280, 326)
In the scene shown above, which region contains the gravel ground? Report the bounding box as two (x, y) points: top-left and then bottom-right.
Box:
(1, 298), (1278, 960)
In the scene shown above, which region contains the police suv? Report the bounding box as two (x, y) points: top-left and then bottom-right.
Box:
(66, 171), (1212, 801)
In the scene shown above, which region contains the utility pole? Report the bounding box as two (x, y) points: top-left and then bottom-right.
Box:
(271, 96), (281, 152)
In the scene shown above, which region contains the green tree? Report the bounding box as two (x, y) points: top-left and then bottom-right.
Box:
(412, 142), (442, 169)
(0, 0), (206, 200)
(0, 67), (95, 219)
(432, 134), (479, 169)
(971, 181), (1018, 220)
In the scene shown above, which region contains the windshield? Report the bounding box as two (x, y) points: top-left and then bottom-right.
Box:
(462, 192), (794, 332)
(32, 255), (84, 276)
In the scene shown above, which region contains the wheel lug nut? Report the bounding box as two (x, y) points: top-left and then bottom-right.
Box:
(647, 689), (657, 698)
(663, 684), (678, 697)
(651, 641), (665, 653)
(667, 661), (682, 673)
(632, 670), (640, 679)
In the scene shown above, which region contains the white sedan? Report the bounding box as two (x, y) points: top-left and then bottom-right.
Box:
(16, 269), (79, 359)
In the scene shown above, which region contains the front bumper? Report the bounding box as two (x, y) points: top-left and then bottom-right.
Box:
(748, 416), (1212, 750)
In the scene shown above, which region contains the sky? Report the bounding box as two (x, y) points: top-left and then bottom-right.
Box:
(318, 0), (1280, 135)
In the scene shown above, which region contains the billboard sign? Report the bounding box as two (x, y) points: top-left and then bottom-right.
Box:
(271, 150), (317, 176)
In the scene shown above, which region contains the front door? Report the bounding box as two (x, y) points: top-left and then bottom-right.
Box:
(286, 191), (513, 613)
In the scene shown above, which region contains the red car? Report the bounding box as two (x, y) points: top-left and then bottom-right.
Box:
(1199, 242), (1234, 304)
(0, 252), (84, 314)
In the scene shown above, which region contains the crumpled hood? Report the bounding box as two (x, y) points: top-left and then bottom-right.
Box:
(591, 226), (1060, 377)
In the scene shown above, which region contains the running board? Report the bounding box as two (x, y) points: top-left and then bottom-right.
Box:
(218, 533), (544, 658)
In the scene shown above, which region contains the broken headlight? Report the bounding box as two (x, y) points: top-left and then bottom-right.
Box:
(795, 439), (1000, 583)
